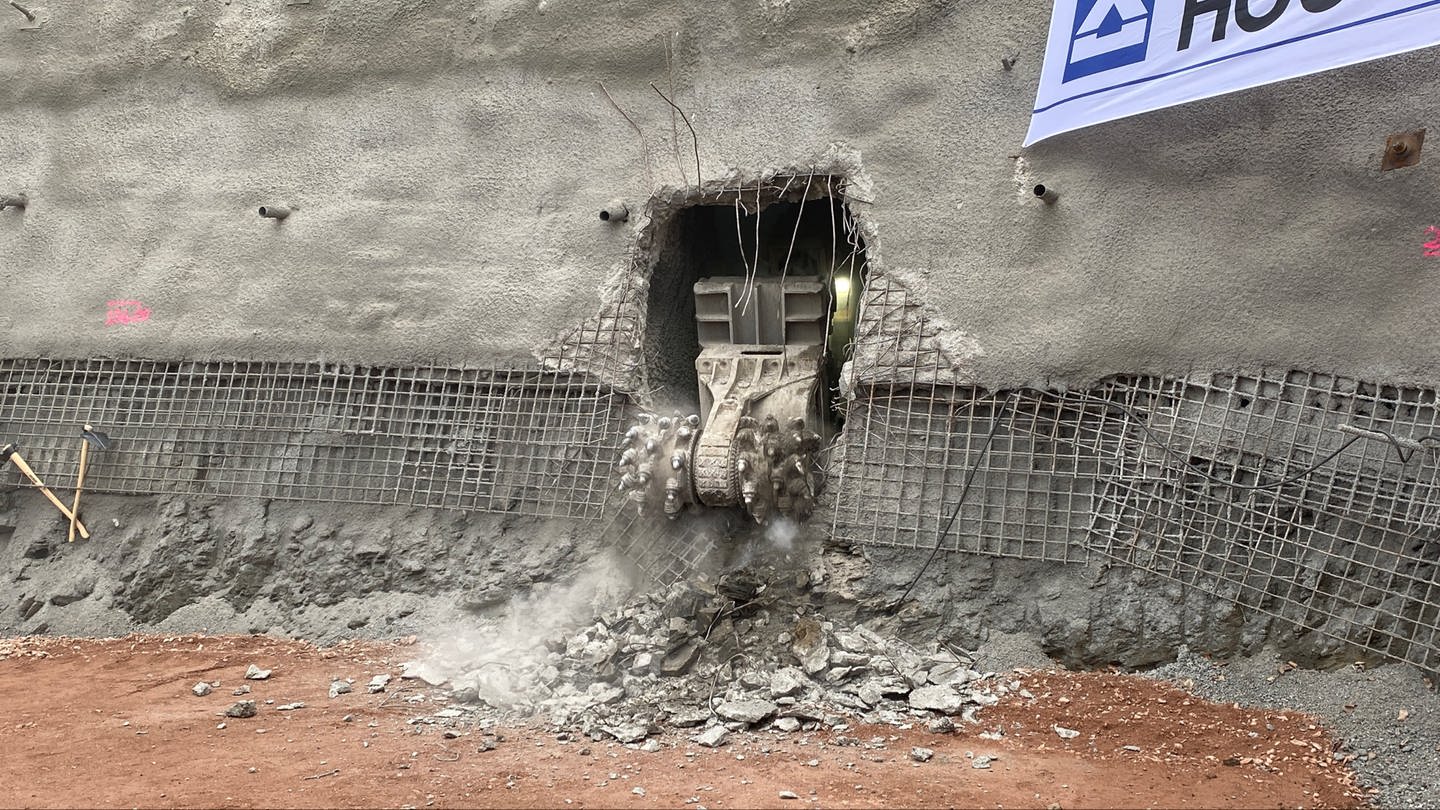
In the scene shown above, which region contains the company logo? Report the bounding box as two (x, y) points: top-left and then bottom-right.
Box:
(1064, 0), (1154, 82)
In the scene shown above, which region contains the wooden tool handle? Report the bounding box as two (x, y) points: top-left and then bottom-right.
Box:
(69, 440), (90, 543)
(8, 450), (90, 540)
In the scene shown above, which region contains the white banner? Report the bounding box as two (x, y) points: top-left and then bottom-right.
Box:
(1026, 0), (1440, 146)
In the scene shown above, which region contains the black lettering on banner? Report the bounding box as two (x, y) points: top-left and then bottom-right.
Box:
(1178, 0), (1231, 50)
(1178, 0), (1341, 50)
(1235, 0), (1289, 32)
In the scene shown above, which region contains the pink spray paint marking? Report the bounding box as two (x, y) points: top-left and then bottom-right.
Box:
(105, 300), (152, 326)
(1424, 226), (1440, 258)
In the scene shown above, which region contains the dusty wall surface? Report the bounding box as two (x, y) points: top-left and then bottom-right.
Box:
(2, 1), (1436, 388)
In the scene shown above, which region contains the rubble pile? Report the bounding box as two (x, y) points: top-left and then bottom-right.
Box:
(407, 570), (1025, 743)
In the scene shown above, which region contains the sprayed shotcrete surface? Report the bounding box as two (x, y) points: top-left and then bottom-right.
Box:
(1, 1), (1437, 387)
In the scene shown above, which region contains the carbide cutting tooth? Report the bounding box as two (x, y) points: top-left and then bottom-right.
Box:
(686, 414), (700, 426)
(637, 412), (653, 424)
(677, 426), (692, 439)
(671, 453), (685, 470)
(658, 417), (672, 430)
(619, 448), (636, 465)
(736, 459), (749, 473)
(644, 438), (659, 455)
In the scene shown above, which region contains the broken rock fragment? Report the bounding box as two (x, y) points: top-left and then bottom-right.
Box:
(661, 639), (703, 676)
(244, 664), (271, 681)
(715, 699), (778, 725)
(602, 723), (651, 744)
(769, 667), (807, 698)
(695, 726), (730, 748)
(908, 684), (967, 714)
(224, 700), (258, 718)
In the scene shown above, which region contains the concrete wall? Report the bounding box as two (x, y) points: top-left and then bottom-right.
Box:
(1, 0), (1436, 388)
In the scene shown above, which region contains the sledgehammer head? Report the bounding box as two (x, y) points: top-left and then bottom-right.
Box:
(0, 443), (17, 463)
(81, 425), (112, 451)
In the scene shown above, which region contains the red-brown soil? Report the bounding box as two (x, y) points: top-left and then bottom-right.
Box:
(0, 635), (1370, 808)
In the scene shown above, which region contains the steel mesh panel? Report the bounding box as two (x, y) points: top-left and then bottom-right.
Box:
(0, 358), (627, 520)
(1089, 370), (1440, 671)
(826, 385), (1105, 563)
(827, 368), (1440, 670)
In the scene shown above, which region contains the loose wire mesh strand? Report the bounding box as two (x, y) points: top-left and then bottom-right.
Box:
(1090, 371), (1440, 672)
(0, 358), (628, 519)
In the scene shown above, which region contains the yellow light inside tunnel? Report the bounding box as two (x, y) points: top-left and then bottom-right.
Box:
(833, 275), (851, 305)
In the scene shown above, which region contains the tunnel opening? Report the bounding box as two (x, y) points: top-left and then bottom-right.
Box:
(641, 178), (869, 429)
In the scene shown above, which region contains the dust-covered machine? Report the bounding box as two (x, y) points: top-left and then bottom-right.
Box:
(615, 276), (833, 524)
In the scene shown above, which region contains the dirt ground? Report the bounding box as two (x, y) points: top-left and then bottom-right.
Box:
(0, 635), (1371, 809)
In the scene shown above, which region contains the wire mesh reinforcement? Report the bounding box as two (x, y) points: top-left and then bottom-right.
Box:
(827, 370), (1440, 671)
(1088, 371), (1440, 672)
(0, 358), (628, 520)
(599, 504), (727, 587)
(826, 386), (1101, 563)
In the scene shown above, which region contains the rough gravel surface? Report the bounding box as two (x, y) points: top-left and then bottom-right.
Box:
(1150, 650), (1437, 809)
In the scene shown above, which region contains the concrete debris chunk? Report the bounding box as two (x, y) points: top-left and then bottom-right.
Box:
(329, 680), (352, 698)
(715, 699), (778, 725)
(927, 666), (978, 688)
(224, 700), (258, 718)
(276, 702), (305, 711)
(661, 640), (703, 676)
(926, 716), (955, 734)
(367, 674), (391, 694)
(796, 641), (830, 676)
(910, 746), (935, 763)
(908, 685), (967, 714)
(640, 739), (662, 753)
(778, 790), (800, 800)
(399, 660), (448, 686)
(829, 650), (870, 668)
(668, 708), (712, 728)
(1053, 725), (1080, 739)
(192, 682), (213, 697)
(602, 723), (651, 744)
(587, 684), (626, 705)
(695, 726), (730, 748)
(773, 717), (802, 733)
(244, 664), (271, 681)
(769, 668), (807, 698)
(832, 630), (868, 654)
(972, 755), (995, 769)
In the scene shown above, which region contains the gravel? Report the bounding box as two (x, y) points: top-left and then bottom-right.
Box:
(1148, 649), (1438, 809)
